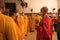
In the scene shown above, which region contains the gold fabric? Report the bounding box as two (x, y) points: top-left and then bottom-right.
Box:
(0, 12), (21, 40)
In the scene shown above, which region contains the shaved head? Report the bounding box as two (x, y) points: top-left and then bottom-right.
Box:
(41, 7), (48, 13)
(41, 7), (48, 16)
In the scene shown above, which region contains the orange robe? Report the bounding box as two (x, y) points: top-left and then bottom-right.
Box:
(0, 12), (21, 40)
(35, 16), (42, 26)
(29, 15), (35, 31)
(37, 15), (52, 40)
(17, 15), (25, 39)
(24, 16), (28, 34)
(35, 16), (41, 23)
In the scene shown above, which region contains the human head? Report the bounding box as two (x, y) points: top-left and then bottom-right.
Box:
(9, 11), (17, 17)
(0, 1), (5, 13)
(58, 9), (60, 15)
(41, 7), (48, 16)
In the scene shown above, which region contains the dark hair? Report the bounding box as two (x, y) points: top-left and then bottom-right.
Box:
(0, 1), (4, 9)
(9, 11), (17, 17)
(58, 9), (60, 13)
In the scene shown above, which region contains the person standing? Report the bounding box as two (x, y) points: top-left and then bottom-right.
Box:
(56, 9), (60, 40)
(0, 1), (21, 40)
(37, 7), (52, 40)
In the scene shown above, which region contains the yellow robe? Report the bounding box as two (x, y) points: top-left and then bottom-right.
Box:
(17, 15), (25, 38)
(35, 15), (42, 27)
(24, 16), (28, 34)
(35, 16), (41, 23)
(0, 12), (21, 40)
(12, 15), (16, 20)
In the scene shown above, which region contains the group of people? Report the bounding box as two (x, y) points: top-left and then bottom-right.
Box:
(0, 2), (41, 40)
(0, 1), (60, 40)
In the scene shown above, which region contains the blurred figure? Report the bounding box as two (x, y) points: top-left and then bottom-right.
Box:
(23, 15), (29, 36)
(52, 9), (60, 40)
(56, 9), (60, 40)
(53, 14), (57, 31)
(17, 13), (28, 38)
(0, 2), (21, 40)
(10, 12), (27, 40)
(29, 14), (35, 32)
(37, 7), (52, 40)
(35, 15), (42, 29)
(10, 11), (18, 22)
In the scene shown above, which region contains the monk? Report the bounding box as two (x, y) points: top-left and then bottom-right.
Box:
(0, 2), (21, 40)
(29, 14), (36, 32)
(17, 14), (25, 38)
(23, 15), (28, 36)
(11, 12), (26, 39)
(37, 7), (52, 40)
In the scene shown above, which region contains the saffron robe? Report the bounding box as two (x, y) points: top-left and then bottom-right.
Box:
(17, 15), (25, 39)
(29, 15), (35, 30)
(35, 16), (42, 26)
(0, 12), (21, 40)
(37, 15), (52, 40)
(35, 16), (42, 23)
(24, 16), (28, 34)
(12, 14), (25, 40)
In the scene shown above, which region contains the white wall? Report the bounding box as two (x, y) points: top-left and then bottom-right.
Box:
(5, 0), (58, 13)
(58, 0), (60, 8)
(25, 0), (58, 13)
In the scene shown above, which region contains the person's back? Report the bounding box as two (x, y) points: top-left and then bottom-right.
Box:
(0, 12), (20, 40)
(0, 1), (22, 40)
(17, 15), (25, 38)
(0, 12), (6, 40)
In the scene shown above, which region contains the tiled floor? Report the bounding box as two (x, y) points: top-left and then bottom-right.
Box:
(25, 30), (58, 40)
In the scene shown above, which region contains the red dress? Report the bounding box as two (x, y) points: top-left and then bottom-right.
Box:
(37, 15), (52, 40)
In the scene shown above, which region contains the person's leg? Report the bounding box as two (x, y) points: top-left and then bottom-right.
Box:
(54, 23), (57, 31)
(57, 33), (60, 40)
